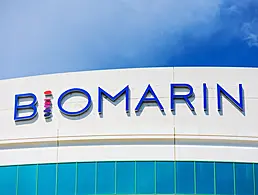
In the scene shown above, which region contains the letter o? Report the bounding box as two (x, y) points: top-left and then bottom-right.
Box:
(58, 88), (92, 116)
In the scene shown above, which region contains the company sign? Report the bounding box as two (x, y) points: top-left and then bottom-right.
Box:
(14, 83), (244, 121)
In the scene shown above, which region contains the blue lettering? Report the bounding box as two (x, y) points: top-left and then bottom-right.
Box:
(217, 84), (244, 112)
(58, 88), (92, 116)
(135, 84), (164, 112)
(170, 83), (195, 111)
(98, 86), (130, 113)
(203, 83), (208, 111)
(14, 93), (38, 121)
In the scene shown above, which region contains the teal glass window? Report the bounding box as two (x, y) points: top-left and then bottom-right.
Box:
(196, 162), (214, 194)
(17, 165), (37, 195)
(235, 163), (254, 195)
(255, 164), (258, 195)
(96, 162), (115, 194)
(156, 161), (174, 194)
(116, 162), (135, 194)
(37, 164), (56, 195)
(57, 163), (76, 195)
(77, 162), (96, 195)
(136, 162), (155, 194)
(0, 166), (17, 195)
(176, 161), (194, 194)
(215, 162), (234, 195)
(1, 160), (257, 195)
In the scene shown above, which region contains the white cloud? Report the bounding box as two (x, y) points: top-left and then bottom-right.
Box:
(242, 19), (258, 47)
(222, 0), (258, 47)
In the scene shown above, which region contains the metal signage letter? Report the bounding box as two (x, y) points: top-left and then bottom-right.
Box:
(98, 85), (130, 114)
(58, 88), (92, 116)
(14, 93), (38, 121)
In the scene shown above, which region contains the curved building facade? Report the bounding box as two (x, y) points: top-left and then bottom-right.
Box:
(1, 67), (258, 195)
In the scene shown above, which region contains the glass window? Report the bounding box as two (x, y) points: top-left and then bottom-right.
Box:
(235, 163), (254, 195)
(77, 162), (95, 195)
(96, 162), (115, 194)
(0, 166), (17, 195)
(176, 161), (194, 194)
(116, 162), (135, 194)
(254, 164), (258, 195)
(38, 164), (56, 195)
(136, 161), (155, 194)
(57, 163), (76, 195)
(156, 161), (174, 194)
(215, 162), (234, 195)
(196, 162), (214, 194)
(17, 165), (37, 195)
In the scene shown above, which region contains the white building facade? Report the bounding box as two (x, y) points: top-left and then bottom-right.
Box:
(0, 67), (257, 195)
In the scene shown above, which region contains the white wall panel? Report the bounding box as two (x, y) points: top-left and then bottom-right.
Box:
(0, 67), (257, 166)
(57, 98), (174, 137)
(175, 145), (258, 163)
(58, 145), (175, 163)
(0, 108), (59, 140)
(0, 147), (58, 166)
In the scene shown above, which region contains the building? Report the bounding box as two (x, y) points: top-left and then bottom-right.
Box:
(0, 67), (257, 195)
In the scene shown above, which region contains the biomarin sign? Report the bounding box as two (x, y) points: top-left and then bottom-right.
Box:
(13, 83), (244, 121)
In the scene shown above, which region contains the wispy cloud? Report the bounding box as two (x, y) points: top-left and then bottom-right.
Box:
(0, 0), (257, 79)
(242, 20), (258, 47)
(222, 0), (258, 46)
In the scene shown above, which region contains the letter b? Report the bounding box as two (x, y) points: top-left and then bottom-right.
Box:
(14, 93), (38, 121)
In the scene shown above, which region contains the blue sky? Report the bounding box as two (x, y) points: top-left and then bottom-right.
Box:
(0, 0), (258, 80)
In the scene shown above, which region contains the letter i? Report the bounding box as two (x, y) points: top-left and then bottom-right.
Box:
(44, 90), (53, 118)
(203, 83), (208, 111)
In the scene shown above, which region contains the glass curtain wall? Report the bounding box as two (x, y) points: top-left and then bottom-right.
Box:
(0, 161), (256, 195)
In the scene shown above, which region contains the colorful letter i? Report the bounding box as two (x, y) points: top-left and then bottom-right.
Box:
(44, 90), (52, 118)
